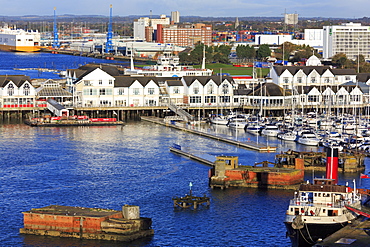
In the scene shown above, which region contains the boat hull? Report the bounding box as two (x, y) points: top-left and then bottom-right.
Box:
(285, 221), (346, 247)
(0, 44), (41, 52)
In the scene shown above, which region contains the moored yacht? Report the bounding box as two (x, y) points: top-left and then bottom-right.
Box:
(261, 124), (281, 137)
(296, 132), (320, 146)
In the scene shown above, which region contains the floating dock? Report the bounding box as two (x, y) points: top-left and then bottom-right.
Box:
(20, 205), (153, 242)
(142, 116), (276, 152)
(172, 194), (210, 209)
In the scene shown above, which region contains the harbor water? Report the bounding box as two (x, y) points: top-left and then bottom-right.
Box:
(0, 52), (369, 246)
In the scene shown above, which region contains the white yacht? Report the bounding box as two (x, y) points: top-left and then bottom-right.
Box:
(227, 118), (248, 129)
(296, 132), (320, 146)
(245, 121), (263, 133)
(277, 131), (297, 141)
(261, 124), (281, 137)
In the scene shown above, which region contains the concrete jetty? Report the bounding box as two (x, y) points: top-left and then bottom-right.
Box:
(141, 116), (276, 152)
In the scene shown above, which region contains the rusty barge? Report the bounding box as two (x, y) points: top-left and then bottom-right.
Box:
(20, 205), (153, 242)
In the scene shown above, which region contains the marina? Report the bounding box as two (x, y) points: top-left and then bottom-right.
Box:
(0, 50), (370, 247)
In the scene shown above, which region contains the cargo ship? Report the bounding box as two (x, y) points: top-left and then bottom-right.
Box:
(0, 25), (41, 52)
(20, 204), (154, 242)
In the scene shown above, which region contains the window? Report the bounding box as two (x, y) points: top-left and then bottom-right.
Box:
(311, 78), (316, 83)
(173, 87), (180, 94)
(222, 84), (229, 94)
(23, 84), (30, 96)
(297, 77), (302, 83)
(99, 89), (106, 95)
(205, 96), (216, 103)
(7, 84), (14, 96)
(193, 86), (199, 94)
(190, 96), (201, 103)
(83, 89), (97, 95)
(208, 85), (214, 94)
(99, 80), (103, 85)
(84, 80), (91, 86)
(148, 88), (155, 95)
(118, 88), (124, 95)
(219, 96), (230, 103)
(109, 80), (113, 85)
(283, 77), (289, 83)
(133, 88), (140, 95)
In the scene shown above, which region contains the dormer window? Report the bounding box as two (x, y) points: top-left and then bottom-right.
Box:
(23, 84), (30, 96)
(7, 84), (14, 96)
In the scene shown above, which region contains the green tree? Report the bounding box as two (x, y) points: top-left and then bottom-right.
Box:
(256, 44), (271, 60)
(332, 53), (349, 68)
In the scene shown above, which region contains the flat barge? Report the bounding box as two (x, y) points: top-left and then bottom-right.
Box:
(24, 116), (125, 127)
(20, 205), (153, 242)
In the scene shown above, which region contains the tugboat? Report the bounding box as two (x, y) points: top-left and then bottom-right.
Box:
(284, 148), (362, 247)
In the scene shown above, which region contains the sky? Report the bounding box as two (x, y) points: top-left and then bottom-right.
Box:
(0, 0), (368, 18)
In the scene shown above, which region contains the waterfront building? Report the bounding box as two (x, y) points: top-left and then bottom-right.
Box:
(0, 75), (36, 108)
(164, 79), (186, 105)
(269, 66), (357, 90)
(323, 22), (370, 60)
(182, 76), (234, 107)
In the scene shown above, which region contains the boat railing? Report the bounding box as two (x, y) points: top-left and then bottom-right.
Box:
(288, 198), (359, 209)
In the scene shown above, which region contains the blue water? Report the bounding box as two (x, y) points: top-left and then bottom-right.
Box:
(0, 52), (369, 247)
(0, 51), (128, 79)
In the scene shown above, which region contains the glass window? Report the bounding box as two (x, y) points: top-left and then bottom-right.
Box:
(148, 88), (155, 95)
(7, 84), (14, 96)
(133, 88), (140, 95)
(222, 84), (229, 94)
(99, 80), (103, 85)
(23, 84), (30, 96)
(99, 89), (106, 95)
(118, 88), (124, 95)
(193, 86), (199, 94)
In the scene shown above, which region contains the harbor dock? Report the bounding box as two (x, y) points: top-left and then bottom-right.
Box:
(169, 146), (304, 190)
(20, 205), (153, 242)
(142, 116), (276, 152)
(314, 216), (370, 246)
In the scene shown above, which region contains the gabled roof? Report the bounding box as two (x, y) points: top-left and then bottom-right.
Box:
(272, 66), (356, 77)
(0, 75), (31, 87)
(331, 69), (356, 75)
(114, 76), (159, 87)
(182, 76), (233, 86)
(357, 73), (370, 83)
(167, 80), (184, 86)
(249, 82), (288, 96)
(234, 84), (251, 96)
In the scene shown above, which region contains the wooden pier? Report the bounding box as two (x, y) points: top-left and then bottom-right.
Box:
(142, 116), (276, 152)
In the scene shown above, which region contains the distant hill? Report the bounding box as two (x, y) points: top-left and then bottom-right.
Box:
(0, 15), (366, 23)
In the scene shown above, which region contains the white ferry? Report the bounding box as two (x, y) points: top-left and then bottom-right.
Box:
(0, 25), (41, 52)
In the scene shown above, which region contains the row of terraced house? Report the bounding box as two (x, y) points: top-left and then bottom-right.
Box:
(1, 63), (370, 111)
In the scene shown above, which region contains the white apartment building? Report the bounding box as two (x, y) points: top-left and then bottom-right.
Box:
(323, 22), (370, 60)
(171, 11), (180, 24)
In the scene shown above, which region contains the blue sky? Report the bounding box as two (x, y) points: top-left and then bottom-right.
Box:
(1, 0), (368, 18)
